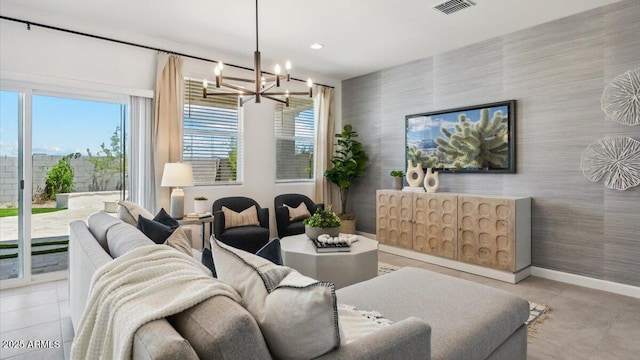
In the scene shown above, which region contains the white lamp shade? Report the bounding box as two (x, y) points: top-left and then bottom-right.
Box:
(161, 163), (194, 187)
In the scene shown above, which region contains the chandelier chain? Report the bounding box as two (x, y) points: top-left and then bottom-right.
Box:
(255, 0), (259, 52)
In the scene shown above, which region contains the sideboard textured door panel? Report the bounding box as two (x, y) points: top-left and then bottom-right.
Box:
(458, 196), (516, 271)
(413, 193), (458, 259)
(377, 190), (412, 248)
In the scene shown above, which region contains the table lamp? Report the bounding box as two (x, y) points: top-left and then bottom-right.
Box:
(161, 162), (194, 219)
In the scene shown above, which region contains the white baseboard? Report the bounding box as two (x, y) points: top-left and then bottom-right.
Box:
(357, 231), (377, 238)
(360, 231), (640, 299)
(531, 267), (640, 299)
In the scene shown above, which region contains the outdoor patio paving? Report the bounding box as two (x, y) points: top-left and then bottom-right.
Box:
(0, 192), (121, 280)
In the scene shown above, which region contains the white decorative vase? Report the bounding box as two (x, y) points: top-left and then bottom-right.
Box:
(405, 160), (424, 188)
(424, 168), (440, 193)
(194, 200), (209, 214)
(305, 225), (340, 240)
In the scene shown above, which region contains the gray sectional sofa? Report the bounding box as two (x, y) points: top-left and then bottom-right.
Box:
(70, 211), (529, 359)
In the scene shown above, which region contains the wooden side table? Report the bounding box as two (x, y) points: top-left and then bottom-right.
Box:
(177, 216), (214, 249)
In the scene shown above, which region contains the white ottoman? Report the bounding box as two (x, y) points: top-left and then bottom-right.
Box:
(280, 234), (379, 289)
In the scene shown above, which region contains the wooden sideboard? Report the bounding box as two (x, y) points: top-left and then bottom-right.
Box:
(376, 190), (531, 282)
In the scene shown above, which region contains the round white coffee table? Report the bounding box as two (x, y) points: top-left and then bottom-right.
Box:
(279, 234), (379, 289)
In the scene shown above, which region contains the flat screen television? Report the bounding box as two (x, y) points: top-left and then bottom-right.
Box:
(405, 100), (516, 173)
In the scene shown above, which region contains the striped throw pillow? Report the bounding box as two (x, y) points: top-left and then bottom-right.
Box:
(222, 205), (260, 229)
(165, 227), (192, 256)
(285, 202), (311, 221)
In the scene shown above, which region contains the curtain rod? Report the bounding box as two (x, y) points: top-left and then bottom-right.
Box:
(0, 15), (335, 89)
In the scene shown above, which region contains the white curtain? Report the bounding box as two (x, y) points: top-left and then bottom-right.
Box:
(129, 96), (154, 211)
(313, 86), (337, 210)
(153, 53), (184, 212)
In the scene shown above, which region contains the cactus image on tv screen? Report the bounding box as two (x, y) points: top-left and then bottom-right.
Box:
(405, 100), (516, 173)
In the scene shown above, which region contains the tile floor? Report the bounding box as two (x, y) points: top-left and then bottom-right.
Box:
(0, 253), (639, 359)
(0, 280), (72, 360)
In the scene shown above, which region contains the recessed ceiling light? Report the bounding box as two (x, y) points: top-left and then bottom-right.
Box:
(310, 43), (324, 50)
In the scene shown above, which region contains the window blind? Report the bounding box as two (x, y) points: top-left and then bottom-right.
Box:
(183, 79), (242, 184)
(275, 98), (315, 181)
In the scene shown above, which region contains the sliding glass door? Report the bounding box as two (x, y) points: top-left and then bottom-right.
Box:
(0, 90), (27, 281)
(0, 85), (128, 285)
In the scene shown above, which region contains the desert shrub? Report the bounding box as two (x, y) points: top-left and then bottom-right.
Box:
(32, 186), (49, 204)
(44, 153), (80, 200)
(87, 126), (125, 191)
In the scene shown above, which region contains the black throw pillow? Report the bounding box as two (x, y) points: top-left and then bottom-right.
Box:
(256, 238), (283, 266)
(137, 215), (175, 244)
(153, 208), (180, 229)
(201, 248), (217, 277)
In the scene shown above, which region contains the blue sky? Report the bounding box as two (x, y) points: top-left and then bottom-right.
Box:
(407, 106), (508, 147)
(0, 91), (125, 157)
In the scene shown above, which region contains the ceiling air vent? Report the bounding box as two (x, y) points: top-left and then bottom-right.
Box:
(433, 0), (476, 15)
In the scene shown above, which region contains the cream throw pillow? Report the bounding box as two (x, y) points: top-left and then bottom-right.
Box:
(117, 201), (153, 226)
(165, 227), (192, 256)
(285, 202), (311, 221)
(211, 238), (341, 360)
(222, 205), (259, 229)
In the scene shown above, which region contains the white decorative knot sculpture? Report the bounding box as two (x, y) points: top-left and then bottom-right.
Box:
(424, 168), (440, 193)
(317, 234), (359, 245)
(405, 160), (425, 188)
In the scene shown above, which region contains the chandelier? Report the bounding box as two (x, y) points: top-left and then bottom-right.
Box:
(202, 0), (313, 107)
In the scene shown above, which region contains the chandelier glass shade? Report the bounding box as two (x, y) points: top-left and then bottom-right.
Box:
(202, 0), (313, 107)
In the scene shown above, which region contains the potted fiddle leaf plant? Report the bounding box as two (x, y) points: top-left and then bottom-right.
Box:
(390, 170), (404, 190)
(324, 124), (368, 234)
(303, 207), (342, 240)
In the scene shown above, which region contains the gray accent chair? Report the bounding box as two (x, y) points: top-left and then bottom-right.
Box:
(274, 193), (324, 238)
(213, 196), (269, 253)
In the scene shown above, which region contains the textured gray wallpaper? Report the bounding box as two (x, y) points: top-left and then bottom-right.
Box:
(342, 0), (640, 287)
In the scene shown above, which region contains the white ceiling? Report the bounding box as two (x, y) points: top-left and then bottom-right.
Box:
(0, 0), (623, 80)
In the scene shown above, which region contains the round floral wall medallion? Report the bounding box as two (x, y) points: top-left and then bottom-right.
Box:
(601, 68), (640, 126)
(580, 137), (640, 190)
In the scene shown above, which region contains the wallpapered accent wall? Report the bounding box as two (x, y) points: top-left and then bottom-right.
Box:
(342, 0), (640, 287)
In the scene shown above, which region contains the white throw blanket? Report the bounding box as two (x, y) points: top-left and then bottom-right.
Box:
(71, 245), (241, 360)
(338, 304), (393, 344)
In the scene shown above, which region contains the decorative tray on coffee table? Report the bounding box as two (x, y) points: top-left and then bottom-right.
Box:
(310, 234), (359, 253)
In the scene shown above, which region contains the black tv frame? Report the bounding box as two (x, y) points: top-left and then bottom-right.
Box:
(405, 100), (516, 173)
